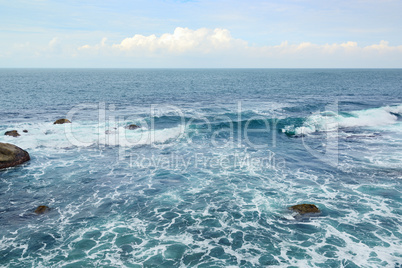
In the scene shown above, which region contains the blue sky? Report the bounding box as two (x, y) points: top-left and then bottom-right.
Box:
(1, 0), (402, 67)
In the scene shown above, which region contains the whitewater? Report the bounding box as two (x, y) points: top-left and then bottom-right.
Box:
(0, 69), (401, 267)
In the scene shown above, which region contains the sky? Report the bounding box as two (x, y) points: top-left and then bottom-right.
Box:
(1, 0), (402, 68)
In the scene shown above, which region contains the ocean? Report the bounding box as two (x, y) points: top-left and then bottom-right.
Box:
(0, 69), (401, 267)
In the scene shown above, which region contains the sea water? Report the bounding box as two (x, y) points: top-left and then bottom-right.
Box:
(0, 69), (401, 267)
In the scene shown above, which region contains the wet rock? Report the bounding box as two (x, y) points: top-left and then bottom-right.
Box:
(34, 206), (50, 214)
(54, 119), (71, 124)
(105, 128), (118, 134)
(0, 143), (30, 169)
(5, 130), (20, 137)
(125, 124), (140, 130)
(23, 130), (28, 133)
(289, 204), (320, 215)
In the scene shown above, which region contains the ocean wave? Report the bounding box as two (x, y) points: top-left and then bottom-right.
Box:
(283, 104), (402, 136)
(0, 122), (185, 150)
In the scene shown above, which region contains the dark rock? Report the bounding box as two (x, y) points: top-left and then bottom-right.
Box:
(105, 128), (118, 134)
(54, 119), (71, 124)
(289, 204), (320, 215)
(5, 130), (20, 137)
(0, 143), (30, 169)
(125, 124), (140, 130)
(23, 130), (28, 133)
(35, 206), (50, 214)
(44, 130), (54, 135)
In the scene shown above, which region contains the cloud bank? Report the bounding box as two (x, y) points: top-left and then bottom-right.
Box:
(78, 27), (402, 61)
(111, 27), (246, 53)
(5, 27), (402, 67)
(77, 27), (247, 57)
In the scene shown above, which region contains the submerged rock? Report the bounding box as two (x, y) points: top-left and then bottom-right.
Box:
(0, 143), (30, 169)
(125, 124), (140, 130)
(54, 119), (71, 125)
(34, 206), (50, 214)
(289, 204), (320, 215)
(105, 128), (117, 134)
(5, 130), (20, 137)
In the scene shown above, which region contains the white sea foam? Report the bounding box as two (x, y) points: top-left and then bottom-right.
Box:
(290, 104), (402, 136)
(0, 122), (185, 150)
(2, 162), (400, 267)
(1, 106), (401, 268)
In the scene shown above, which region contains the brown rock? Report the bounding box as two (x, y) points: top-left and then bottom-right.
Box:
(5, 130), (20, 137)
(125, 124), (140, 130)
(0, 143), (30, 169)
(289, 204), (320, 215)
(34, 206), (50, 214)
(54, 119), (71, 124)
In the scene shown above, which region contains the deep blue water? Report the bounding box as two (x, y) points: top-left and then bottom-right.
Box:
(0, 69), (401, 267)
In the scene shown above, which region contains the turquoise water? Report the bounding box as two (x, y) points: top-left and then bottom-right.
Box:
(0, 69), (401, 267)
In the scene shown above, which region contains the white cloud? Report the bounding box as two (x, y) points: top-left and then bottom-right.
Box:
(3, 27), (402, 67)
(79, 37), (107, 51)
(47, 37), (63, 54)
(110, 27), (247, 54)
(364, 40), (402, 53)
(48, 37), (59, 48)
(79, 27), (402, 60)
